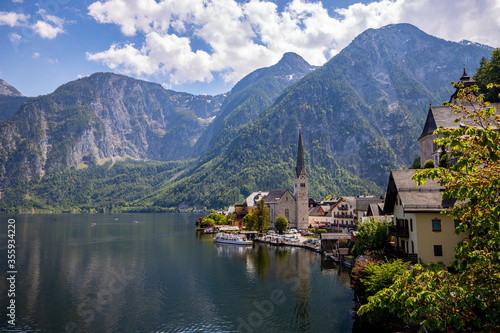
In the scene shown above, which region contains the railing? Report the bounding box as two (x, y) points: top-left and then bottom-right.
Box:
(388, 248), (418, 263)
(333, 214), (354, 218)
(389, 225), (409, 237)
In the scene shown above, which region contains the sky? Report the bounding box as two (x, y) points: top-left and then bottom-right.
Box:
(1, 0), (500, 98)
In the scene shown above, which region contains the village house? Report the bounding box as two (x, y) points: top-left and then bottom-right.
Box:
(382, 69), (495, 266)
(308, 204), (333, 228)
(354, 195), (385, 223)
(232, 191), (268, 228)
(331, 197), (356, 231)
(383, 169), (463, 266)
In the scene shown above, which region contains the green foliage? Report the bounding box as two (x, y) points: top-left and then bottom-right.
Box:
(0, 159), (188, 213)
(352, 217), (391, 257)
(205, 213), (227, 225)
(253, 198), (270, 232)
(350, 255), (377, 301)
(409, 156), (420, 169)
(473, 48), (500, 102)
(361, 259), (408, 298)
(275, 214), (288, 234)
(359, 83), (500, 331)
(317, 228), (327, 234)
(423, 159), (434, 169)
(243, 213), (257, 231)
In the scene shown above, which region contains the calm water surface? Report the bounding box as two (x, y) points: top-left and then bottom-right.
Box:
(0, 214), (354, 332)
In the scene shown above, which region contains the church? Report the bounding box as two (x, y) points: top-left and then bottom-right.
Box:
(230, 128), (310, 230)
(266, 128), (309, 230)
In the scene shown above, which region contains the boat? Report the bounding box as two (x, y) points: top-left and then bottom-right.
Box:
(214, 232), (253, 245)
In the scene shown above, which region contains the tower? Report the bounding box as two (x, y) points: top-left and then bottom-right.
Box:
(294, 127), (309, 230)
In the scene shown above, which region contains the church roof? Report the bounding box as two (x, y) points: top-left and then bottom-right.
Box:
(295, 130), (306, 177)
(418, 103), (500, 140)
(449, 67), (481, 103)
(265, 189), (293, 204)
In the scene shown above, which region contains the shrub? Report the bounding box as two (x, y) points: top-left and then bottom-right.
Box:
(317, 228), (327, 234)
(423, 159), (434, 169)
(275, 214), (288, 234)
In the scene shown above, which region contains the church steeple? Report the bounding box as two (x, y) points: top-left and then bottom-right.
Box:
(294, 126), (309, 230)
(296, 127), (306, 177)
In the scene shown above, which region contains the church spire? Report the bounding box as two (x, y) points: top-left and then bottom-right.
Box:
(296, 126), (306, 177)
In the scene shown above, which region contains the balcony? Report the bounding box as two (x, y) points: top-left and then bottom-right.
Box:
(389, 225), (409, 237)
(389, 248), (418, 263)
(333, 213), (354, 218)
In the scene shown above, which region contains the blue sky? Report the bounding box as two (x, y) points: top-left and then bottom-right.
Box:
(1, 0), (500, 97)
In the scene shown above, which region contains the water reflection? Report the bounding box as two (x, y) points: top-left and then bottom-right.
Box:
(0, 215), (354, 333)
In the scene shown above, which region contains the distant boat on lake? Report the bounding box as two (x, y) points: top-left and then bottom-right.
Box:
(214, 232), (252, 245)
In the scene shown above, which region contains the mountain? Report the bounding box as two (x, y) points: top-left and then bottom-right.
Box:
(0, 23), (495, 212)
(143, 23), (493, 209)
(192, 52), (317, 158)
(0, 79), (23, 96)
(0, 73), (225, 189)
(0, 79), (29, 122)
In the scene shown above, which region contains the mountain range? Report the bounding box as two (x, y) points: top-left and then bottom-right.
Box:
(0, 23), (494, 212)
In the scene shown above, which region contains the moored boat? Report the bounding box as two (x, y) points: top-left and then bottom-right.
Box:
(214, 232), (253, 245)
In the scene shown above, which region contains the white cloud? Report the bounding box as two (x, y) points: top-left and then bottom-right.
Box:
(86, 0), (500, 87)
(12, 0), (23, 3)
(0, 9), (66, 40)
(32, 52), (40, 58)
(8, 33), (21, 43)
(33, 9), (66, 39)
(0, 11), (29, 27)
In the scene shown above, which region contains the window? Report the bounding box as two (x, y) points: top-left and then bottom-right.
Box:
(454, 220), (460, 229)
(410, 219), (413, 232)
(434, 245), (443, 257)
(411, 241), (414, 253)
(432, 219), (441, 232)
(285, 209), (289, 221)
(300, 183), (305, 188)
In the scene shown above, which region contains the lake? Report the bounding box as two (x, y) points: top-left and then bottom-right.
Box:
(0, 213), (355, 332)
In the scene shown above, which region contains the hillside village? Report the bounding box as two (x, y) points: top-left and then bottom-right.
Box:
(217, 69), (500, 268)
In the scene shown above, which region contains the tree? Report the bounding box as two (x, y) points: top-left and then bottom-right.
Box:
(243, 213), (256, 230)
(352, 217), (391, 257)
(358, 83), (500, 331)
(253, 198), (270, 232)
(409, 156), (420, 169)
(275, 214), (288, 234)
(473, 48), (500, 102)
(206, 213), (227, 225)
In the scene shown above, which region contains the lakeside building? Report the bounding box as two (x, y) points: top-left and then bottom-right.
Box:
(331, 197), (356, 230)
(383, 169), (463, 266)
(381, 69), (492, 266)
(232, 191), (269, 227)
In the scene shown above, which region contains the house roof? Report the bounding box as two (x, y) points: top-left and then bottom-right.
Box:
(265, 189), (293, 204)
(367, 203), (384, 217)
(418, 103), (500, 140)
(355, 196), (384, 212)
(383, 169), (456, 214)
(309, 205), (332, 217)
(245, 191), (269, 207)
